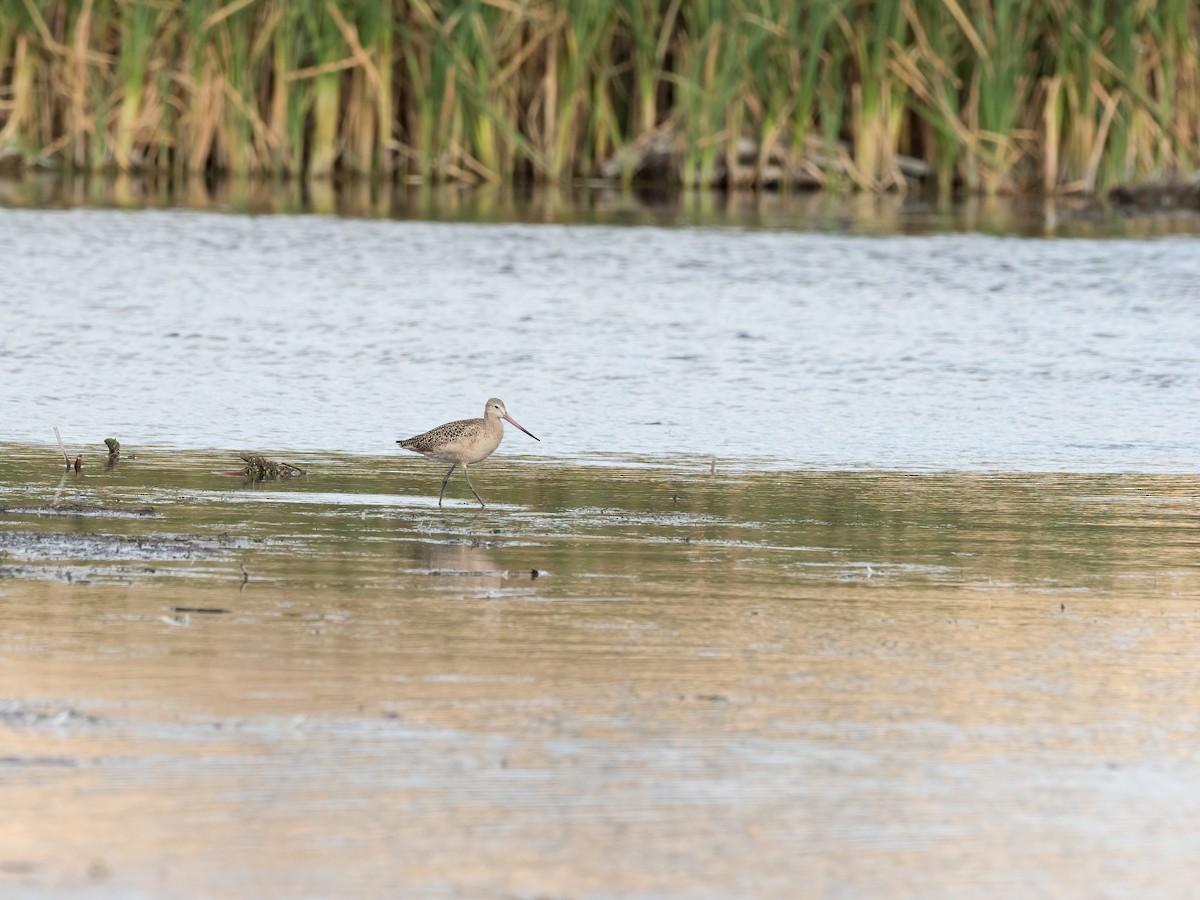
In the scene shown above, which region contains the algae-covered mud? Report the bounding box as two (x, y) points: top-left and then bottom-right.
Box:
(2, 446), (1200, 897)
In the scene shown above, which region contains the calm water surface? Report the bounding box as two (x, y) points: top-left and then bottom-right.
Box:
(3, 189), (1200, 897)
(1, 204), (1198, 470)
(1, 449), (1199, 897)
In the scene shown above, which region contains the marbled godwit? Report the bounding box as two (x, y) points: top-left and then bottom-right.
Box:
(397, 398), (539, 507)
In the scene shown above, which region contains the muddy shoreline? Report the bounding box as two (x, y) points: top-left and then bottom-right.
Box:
(3, 446), (1200, 897)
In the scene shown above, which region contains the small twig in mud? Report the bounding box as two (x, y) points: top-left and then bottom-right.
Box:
(73, 455), (82, 473)
(53, 427), (70, 469)
(239, 453), (306, 481)
(240, 564), (250, 585)
(709, 458), (716, 477)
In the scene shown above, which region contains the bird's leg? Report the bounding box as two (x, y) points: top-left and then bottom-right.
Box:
(461, 463), (485, 508)
(438, 464), (457, 506)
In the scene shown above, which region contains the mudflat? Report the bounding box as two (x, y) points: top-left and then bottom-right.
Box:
(2, 447), (1199, 897)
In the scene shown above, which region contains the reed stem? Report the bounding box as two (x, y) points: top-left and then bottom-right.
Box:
(0, 0), (1195, 193)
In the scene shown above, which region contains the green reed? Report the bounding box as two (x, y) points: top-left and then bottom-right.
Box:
(0, 0), (1196, 193)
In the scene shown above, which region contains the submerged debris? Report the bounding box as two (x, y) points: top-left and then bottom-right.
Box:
(239, 453), (306, 481)
(104, 438), (121, 468)
(1, 503), (156, 518)
(597, 130), (930, 190)
(0, 529), (236, 562)
(0, 699), (102, 728)
(1109, 178), (1200, 211)
(169, 606), (229, 615)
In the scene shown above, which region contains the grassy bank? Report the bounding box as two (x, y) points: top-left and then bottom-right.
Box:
(0, 0), (1196, 193)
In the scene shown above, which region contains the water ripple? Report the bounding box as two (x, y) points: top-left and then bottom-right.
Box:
(0, 209), (1197, 470)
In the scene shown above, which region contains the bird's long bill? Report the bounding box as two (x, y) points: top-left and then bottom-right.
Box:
(503, 413), (540, 441)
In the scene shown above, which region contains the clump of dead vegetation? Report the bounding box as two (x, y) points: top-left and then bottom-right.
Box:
(239, 453), (306, 482)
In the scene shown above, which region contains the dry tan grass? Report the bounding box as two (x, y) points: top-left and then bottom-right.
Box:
(0, 0), (1195, 192)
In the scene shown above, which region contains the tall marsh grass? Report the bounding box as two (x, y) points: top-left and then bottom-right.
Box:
(0, 0), (1195, 192)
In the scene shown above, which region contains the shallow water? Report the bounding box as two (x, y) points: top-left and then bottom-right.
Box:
(3, 184), (1199, 896)
(2, 448), (1200, 897)
(1, 204), (1199, 470)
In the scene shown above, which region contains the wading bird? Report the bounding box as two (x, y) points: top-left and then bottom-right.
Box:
(397, 398), (539, 507)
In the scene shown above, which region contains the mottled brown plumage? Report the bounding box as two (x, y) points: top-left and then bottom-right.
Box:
(397, 398), (539, 507)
